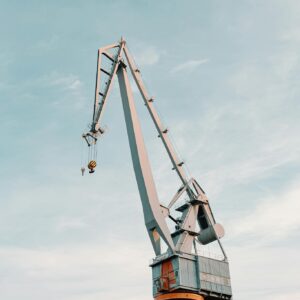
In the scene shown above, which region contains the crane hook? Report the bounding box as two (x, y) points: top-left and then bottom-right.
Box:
(81, 167), (86, 176)
(88, 160), (97, 173)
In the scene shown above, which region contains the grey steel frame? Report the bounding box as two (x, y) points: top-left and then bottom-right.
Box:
(87, 38), (227, 260)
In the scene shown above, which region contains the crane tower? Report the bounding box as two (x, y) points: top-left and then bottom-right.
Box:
(82, 38), (232, 300)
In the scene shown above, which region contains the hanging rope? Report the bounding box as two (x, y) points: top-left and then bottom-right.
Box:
(80, 138), (86, 176)
(81, 133), (99, 176)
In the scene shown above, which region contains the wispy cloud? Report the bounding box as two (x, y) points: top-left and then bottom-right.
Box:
(263, 292), (300, 300)
(31, 34), (60, 51)
(228, 244), (299, 299)
(47, 73), (83, 92)
(42, 72), (86, 109)
(134, 46), (160, 66)
(0, 51), (14, 68)
(171, 59), (209, 74)
(55, 217), (89, 232)
(227, 179), (300, 243)
(0, 242), (152, 300)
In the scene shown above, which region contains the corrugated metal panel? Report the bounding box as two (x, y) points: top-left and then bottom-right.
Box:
(198, 256), (232, 296)
(178, 257), (198, 289)
(199, 256), (231, 278)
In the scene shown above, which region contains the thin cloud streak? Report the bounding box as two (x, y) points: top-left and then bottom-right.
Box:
(55, 216), (89, 232)
(171, 59), (209, 73)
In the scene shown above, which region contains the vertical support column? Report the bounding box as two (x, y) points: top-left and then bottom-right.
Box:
(117, 62), (174, 255)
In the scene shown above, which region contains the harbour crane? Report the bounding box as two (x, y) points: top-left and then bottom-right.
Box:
(82, 38), (232, 300)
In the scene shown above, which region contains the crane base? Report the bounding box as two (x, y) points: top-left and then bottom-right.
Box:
(155, 293), (204, 300)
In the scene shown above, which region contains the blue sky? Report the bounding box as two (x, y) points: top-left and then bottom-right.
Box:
(0, 1), (299, 299)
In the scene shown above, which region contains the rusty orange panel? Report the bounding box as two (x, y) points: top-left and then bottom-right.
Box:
(155, 292), (204, 300)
